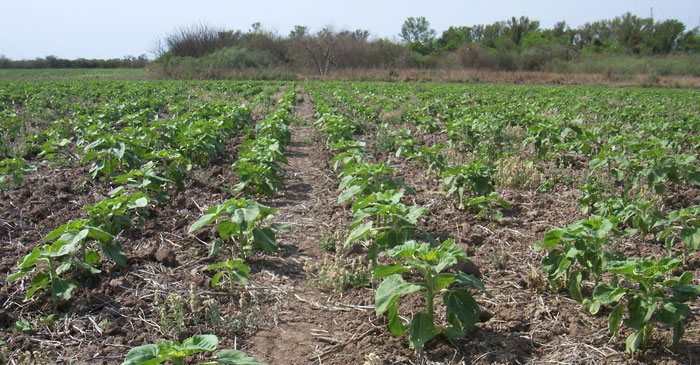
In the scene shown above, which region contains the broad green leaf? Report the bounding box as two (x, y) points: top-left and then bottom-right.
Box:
(680, 228), (699, 251)
(656, 302), (690, 324)
(671, 285), (700, 302)
(129, 197), (149, 209)
(592, 284), (626, 305)
(52, 279), (78, 300)
(87, 226), (113, 243)
(181, 334), (218, 353)
(216, 221), (239, 241)
(209, 238), (223, 258)
(102, 242), (127, 267)
(344, 221), (373, 247)
(569, 270), (583, 302)
(26, 273), (49, 300)
(252, 227), (278, 252)
(270, 223), (290, 233)
(338, 185), (362, 203)
(582, 299), (601, 315)
(434, 273), (456, 291)
(626, 296), (655, 329)
(121, 344), (159, 365)
(444, 289), (479, 334)
(625, 329), (643, 353)
(375, 274), (421, 316)
(217, 349), (267, 365)
(387, 303), (405, 337)
(188, 213), (218, 234)
(408, 311), (436, 351)
(608, 303), (624, 337)
(210, 271), (223, 287)
(373, 265), (409, 279)
(454, 273), (487, 294)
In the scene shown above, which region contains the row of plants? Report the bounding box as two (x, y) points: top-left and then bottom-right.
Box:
(315, 82), (513, 222)
(536, 215), (699, 353)
(308, 83), (487, 352)
(311, 81), (700, 355)
(7, 100), (253, 303)
(1, 81), (289, 364)
(186, 87), (298, 291)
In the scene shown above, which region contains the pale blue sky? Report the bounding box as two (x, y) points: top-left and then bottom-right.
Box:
(1, 0), (699, 59)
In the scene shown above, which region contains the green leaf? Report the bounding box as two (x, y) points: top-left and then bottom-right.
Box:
(210, 272), (223, 288)
(188, 213), (218, 234)
(252, 227), (278, 252)
(454, 273), (487, 293)
(129, 196), (149, 209)
(387, 304), (405, 337)
(52, 279), (78, 300)
(671, 285), (700, 302)
(626, 296), (655, 329)
(582, 299), (602, 315)
(444, 289), (479, 335)
(338, 185), (362, 203)
(680, 227), (699, 251)
(7, 247), (41, 282)
(26, 272), (49, 300)
(656, 302), (690, 324)
(270, 223), (290, 233)
(216, 221), (239, 241)
(87, 226), (113, 244)
(181, 334), (218, 353)
(375, 274), (421, 316)
(102, 242), (127, 267)
(625, 329), (643, 353)
(121, 344), (159, 365)
(216, 349), (267, 365)
(592, 284), (626, 305)
(373, 265), (409, 279)
(608, 303), (624, 337)
(408, 311), (437, 352)
(535, 228), (564, 250)
(434, 273), (456, 291)
(209, 238), (223, 258)
(569, 270), (583, 302)
(344, 221), (373, 247)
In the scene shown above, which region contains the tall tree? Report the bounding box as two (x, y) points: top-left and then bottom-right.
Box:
(505, 16), (540, 47)
(437, 26), (472, 51)
(651, 19), (685, 53)
(289, 26), (351, 75)
(400, 16), (436, 53)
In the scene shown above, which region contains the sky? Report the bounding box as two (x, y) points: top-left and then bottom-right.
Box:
(1, 0), (699, 60)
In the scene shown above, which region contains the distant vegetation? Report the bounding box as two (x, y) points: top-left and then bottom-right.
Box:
(2, 12), (699, 78)
(0, 54), (148, 69)
(148, 13), (700, 78)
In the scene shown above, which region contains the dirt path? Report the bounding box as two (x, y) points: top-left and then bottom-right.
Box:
(244, 89), (383, 364)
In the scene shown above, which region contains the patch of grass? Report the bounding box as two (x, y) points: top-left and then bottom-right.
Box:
(0, 68), (151, 81)
(305, 254), (372, 293)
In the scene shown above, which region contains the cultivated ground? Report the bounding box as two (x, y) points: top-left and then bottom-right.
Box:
(0, 79), (698, 365)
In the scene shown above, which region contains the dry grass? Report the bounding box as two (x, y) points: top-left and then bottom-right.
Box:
(315, 68), (700, 88)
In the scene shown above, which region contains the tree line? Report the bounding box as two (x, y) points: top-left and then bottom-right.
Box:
(2, 12), (698, 75)
(154, 13), (700, 76)
(0, 55), (149, 69)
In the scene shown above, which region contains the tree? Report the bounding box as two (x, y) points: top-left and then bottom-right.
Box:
(505, 16), (540, 47)
(290, 26), (351, 75)
(473, 22), (506, 48)
(400, 16), (436, 54)
(651, 19), (685, 53)
(437, 26), (472, 51)
(611, 12), (653, 54)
